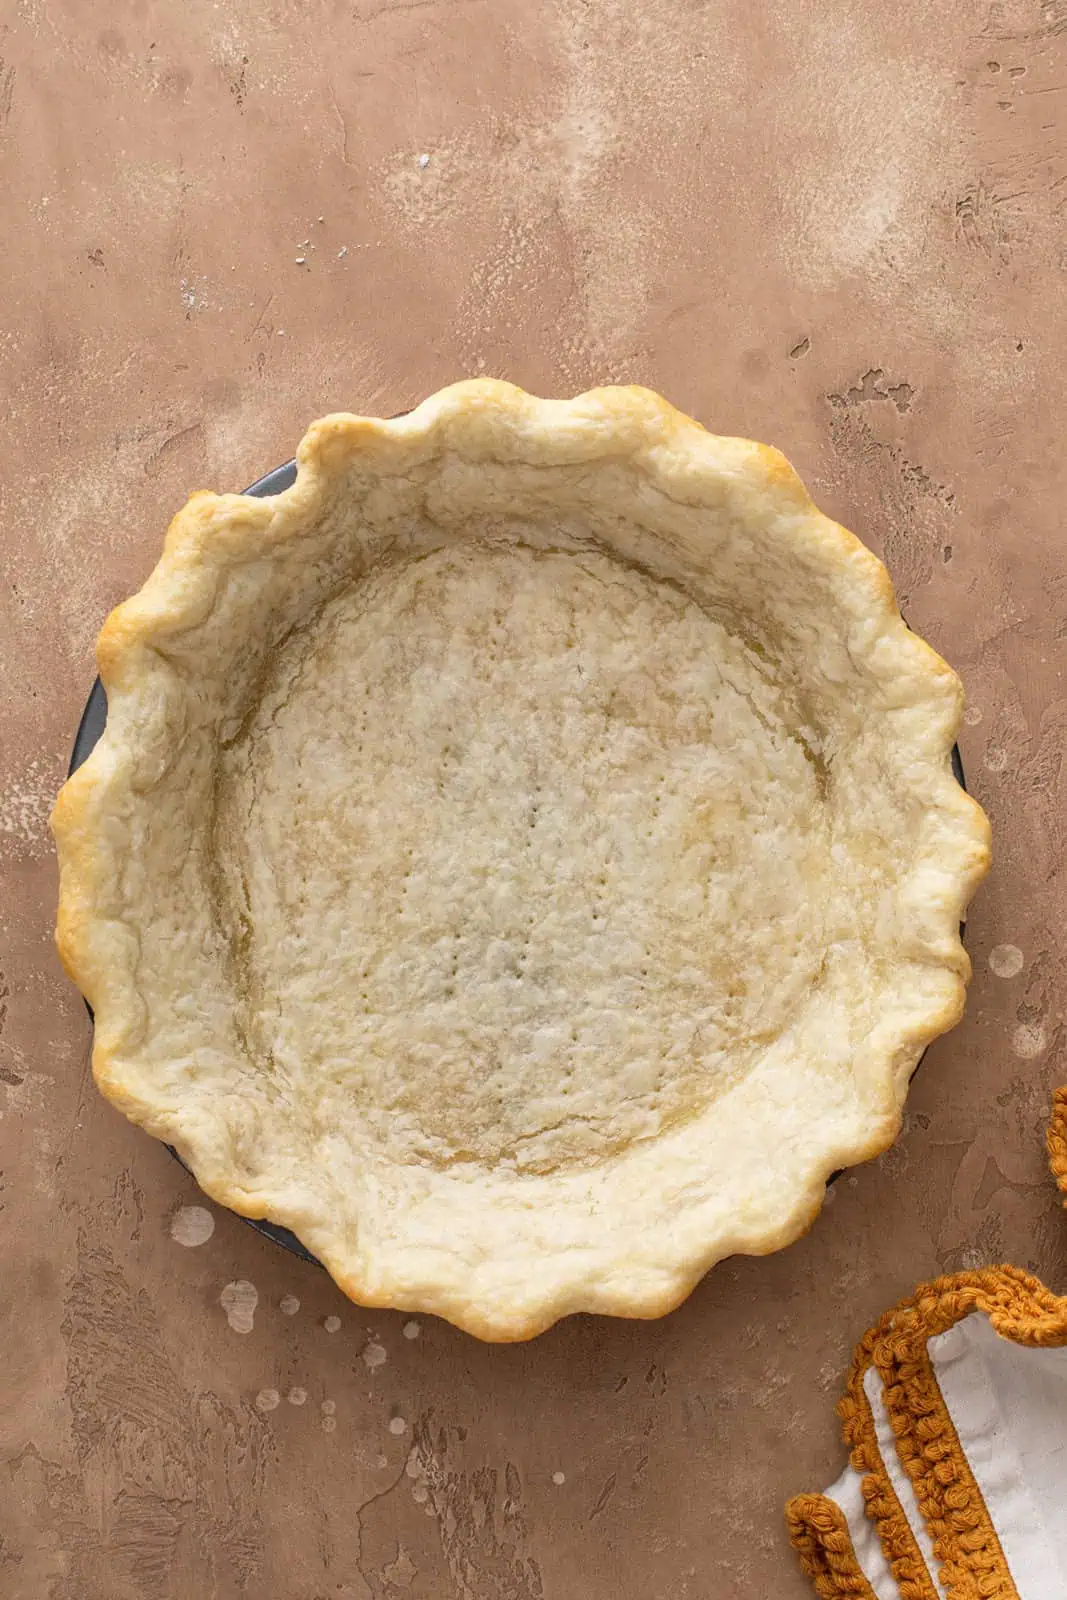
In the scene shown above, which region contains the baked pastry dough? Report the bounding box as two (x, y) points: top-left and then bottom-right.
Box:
(52, 382), (990, 1340)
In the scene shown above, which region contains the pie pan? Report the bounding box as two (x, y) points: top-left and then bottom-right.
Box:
(52, 382), (990, 1339)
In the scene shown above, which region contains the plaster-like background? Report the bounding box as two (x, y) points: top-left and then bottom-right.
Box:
(2, 1), (1065, 1595)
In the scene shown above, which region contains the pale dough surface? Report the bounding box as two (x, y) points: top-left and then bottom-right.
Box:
(217, 543), (828, 1174)
(52, 381), (990, 1339)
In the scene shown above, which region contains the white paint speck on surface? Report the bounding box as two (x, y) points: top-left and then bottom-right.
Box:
(337, 246), (348, 258)
(963, 704), (983, 726)
(324, 1315), (341, 1333)
(989, 944), (1024, 979)
(0, 757), (56, 859)
(402, 1320), (421, 1340)
(256, 1388), (280, 1412)
(169, 1205), (215, 1247)
(388, 1416), (407, 1436)
(220, 1279), (259, 1333)
(287, 1386), (307, 1406)
(552, 1471), (566, 1485)
(1012, 1021), (1047, 1059)
(279, 1294), (300, 1316)
(418, 152), (430, 168)
(984, 746), (1008, 772)
(322, 1415), (337, 1433)
(362, 1340), (388, 1370)
(295, 256), (306, 265)
(321, 1399), (337, 1416)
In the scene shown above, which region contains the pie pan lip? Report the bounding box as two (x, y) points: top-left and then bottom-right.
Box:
(65, 451), (970, 1279)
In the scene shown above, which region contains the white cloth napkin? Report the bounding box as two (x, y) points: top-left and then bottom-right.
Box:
(788, 1089), (1067, 1599)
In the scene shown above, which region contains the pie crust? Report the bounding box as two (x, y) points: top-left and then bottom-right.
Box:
(52, 381), (990, 1340)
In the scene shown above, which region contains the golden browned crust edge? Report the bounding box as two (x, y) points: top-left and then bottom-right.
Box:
(51, 380), (991, 1340)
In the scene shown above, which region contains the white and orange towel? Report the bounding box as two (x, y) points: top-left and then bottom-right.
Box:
(788, 1089), (1067, 1600)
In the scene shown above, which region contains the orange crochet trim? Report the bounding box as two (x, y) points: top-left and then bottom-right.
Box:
(1048, 1085), (1067, 1202)
(785, 1495), (879, 1599)
(878, 1336), (1018, 1600)
(833, 1354), (941, 1600)
(789, 1091), (1067, 1597)
(788, 1267), (1067, 1598)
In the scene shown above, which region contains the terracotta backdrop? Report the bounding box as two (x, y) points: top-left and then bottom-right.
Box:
(2, 1), (1065, 1596)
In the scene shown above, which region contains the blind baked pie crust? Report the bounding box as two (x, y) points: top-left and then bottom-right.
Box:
(52, 381), (990, 1340)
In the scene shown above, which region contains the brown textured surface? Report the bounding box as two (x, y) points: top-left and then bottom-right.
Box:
(1, 1), (1065, 1595)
